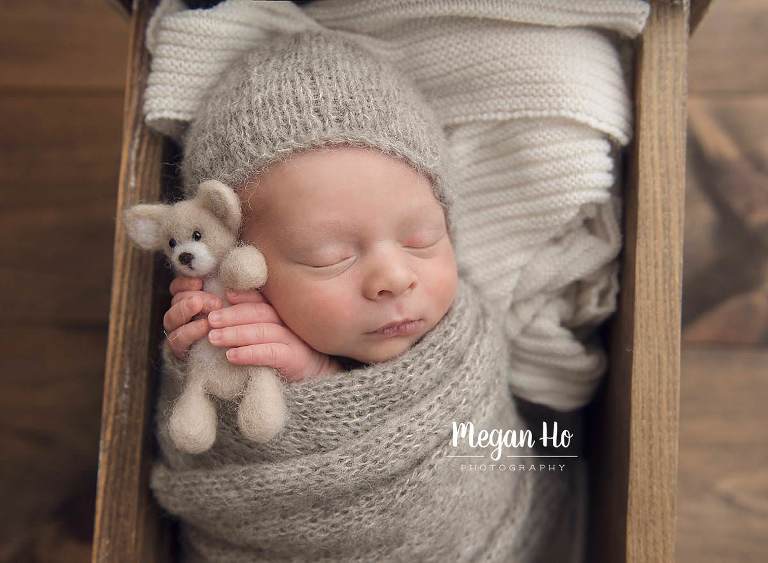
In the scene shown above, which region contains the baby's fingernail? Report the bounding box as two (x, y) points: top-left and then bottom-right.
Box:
(209, 311), (221, 322)
(226, 349), (238, 360)
(209, 329), (221, 341)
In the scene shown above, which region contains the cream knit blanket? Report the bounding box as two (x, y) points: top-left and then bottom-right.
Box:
(152, 279), (576, 562)
(144, 0), (649, 411)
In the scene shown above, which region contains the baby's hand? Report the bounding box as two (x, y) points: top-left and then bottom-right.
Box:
(164, 276), (225, 361)
(207, 289), (341, 382)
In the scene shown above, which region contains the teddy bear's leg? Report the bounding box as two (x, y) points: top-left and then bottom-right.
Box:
(237, 367), (287, 443)
(169, 371), (217, 454)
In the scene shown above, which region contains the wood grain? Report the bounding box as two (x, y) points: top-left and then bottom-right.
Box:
(688, 99), (768, 247)
(91, 0), (174, 561)
(0, 0), (129, 91)
(0, 6), (126, 558)
(622, 3), (687, 560)
(688, 0), (768, 96)
(0, 325), (107, 561)
(0, 95), (122, 327)
(682, 96), (768, 337)
(677, 346), (768, 562)
(684, 287), (768, 344)
(587, 2), (687, 562)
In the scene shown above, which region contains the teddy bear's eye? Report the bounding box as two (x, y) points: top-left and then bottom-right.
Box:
(168, 238), (177, 248)
(192, 230), (202, 241)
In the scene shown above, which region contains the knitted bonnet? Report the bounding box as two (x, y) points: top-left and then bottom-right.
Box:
(181, 29), (457, 237)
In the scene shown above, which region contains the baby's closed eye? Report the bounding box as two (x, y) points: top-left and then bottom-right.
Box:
(403, 230), (445, 249)
(300, 231), (446, 269)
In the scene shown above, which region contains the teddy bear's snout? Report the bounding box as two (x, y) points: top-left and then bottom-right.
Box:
(178, 252), (194, 266)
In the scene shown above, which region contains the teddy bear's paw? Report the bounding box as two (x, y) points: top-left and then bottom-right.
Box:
(169, 390), (218, 454)
(219, 246), (268, 291)
(237, 369), (287, 443)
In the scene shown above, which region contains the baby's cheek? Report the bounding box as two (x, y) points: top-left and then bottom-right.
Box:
(273, 280), (355, 351)
(303, 291), (358, 344)
(427, 250), (459, 311)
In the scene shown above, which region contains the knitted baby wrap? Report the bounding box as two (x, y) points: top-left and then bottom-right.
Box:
(152, 279), (572, 562)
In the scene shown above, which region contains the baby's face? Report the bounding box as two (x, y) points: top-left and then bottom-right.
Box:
(239, 146), (458, 365)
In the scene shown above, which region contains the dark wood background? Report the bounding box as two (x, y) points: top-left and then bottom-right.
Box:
(678, 1), (768, 561)
(0, 1), (764, 561)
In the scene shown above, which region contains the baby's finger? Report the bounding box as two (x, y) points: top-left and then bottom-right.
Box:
(225, 342), (292, 373)
(166, 318), (210, 359)
(208, 322), (286, 348)
(164, 295), (206, 333)
(169, 276), (203, 296)
(207, 302), (283, 328)
(171, 290), (223, 311)
(171, 290), (198, 307)
(225, 289), (267, 304)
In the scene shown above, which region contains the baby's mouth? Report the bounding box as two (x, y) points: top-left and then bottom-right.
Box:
(367, 319), (424, 338)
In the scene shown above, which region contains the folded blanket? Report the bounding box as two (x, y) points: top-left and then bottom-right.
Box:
(152, 279), (574, 562)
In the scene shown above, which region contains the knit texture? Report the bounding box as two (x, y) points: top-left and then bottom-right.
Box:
(180, 29), (457, 238)
(144, 0), (649, 411)
(152, 279), (576, 562)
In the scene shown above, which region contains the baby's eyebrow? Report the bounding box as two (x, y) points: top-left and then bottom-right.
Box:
(302, 218), (348, 237)
(281, 218), (349, 246)
(301, 204), (442, 236)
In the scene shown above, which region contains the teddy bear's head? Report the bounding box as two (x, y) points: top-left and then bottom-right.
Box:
(123, 180), (242, 278)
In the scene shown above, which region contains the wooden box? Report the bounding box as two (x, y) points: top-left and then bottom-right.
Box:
(93, 1), (697, 561)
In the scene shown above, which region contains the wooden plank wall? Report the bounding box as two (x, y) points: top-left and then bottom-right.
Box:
(0, 1), (129, 561)
(678, 1), (768, 561)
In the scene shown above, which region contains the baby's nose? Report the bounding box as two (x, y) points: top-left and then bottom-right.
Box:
(178, 252), (194, 266)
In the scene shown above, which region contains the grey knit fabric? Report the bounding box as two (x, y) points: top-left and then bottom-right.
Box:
(151, 278), (573, 562)
(181, 29), (457, 238)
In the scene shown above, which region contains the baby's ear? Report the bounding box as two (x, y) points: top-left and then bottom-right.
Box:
(123, 203), (169, 250)
(194, 180), (242, 234)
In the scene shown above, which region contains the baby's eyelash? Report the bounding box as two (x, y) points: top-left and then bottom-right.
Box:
(302, 234), (445, 269)
(406, 233), (445, 249)
(306, 256), (355, 269)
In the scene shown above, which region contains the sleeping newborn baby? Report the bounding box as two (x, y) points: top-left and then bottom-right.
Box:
(164, 144), (458, 380)
(151, 29), (575, 563)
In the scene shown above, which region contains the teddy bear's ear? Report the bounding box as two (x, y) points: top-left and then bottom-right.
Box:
(123, 203), (169, 250)
(194, 180), (242, 234)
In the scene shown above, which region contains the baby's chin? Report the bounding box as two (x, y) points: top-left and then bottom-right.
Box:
(336, 323), (434, 365)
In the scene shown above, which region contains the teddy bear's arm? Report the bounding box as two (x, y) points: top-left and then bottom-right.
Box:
(218, 244), (268, 291)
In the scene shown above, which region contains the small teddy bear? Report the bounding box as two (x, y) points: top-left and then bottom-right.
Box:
(123, 179), (288, 454)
